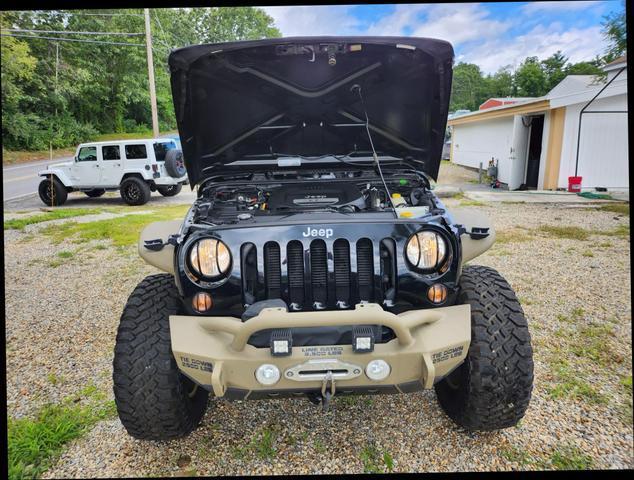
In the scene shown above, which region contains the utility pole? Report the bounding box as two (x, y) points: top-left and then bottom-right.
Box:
(50, 42), (59, 162)
(144, 8), (159, 138)
(55, 42), (59, 89)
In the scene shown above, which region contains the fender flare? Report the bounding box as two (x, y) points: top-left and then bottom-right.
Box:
(38, 169), (72, 188)
(138, 220), (182, 274)
(119, 170), (151, 186)
(447, 207), (496, 265)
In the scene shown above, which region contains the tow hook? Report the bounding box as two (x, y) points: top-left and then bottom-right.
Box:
(320, 371), (336, 412)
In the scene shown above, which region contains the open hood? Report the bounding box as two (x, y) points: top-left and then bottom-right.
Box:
(168, 37), (454, 186)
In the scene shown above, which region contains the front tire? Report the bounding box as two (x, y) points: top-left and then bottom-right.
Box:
(157, 184), (182, 197)
(113, 274), (209, 440)
(435, 265), (534, 431)
(38, 177), (68, 206)
(120, 177), (151, 206)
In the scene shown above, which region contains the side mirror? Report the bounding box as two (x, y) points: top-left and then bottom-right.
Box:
(74, 156), (79, 162)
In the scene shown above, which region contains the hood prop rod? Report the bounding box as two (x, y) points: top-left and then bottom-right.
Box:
(351, 84), (398, 219)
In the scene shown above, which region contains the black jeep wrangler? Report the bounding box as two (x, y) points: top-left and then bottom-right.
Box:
(112, 37), (534, 440)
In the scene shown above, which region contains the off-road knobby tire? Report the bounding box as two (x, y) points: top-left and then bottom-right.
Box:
(164, 149), (187, 178)
(38, 177), (68, 206)
(84, 188), (106, 198)
(435, 265), (533, 431)
(157, 184), (183, 197)
(113, 274), (209, 440)
(120, 177), (151, 206)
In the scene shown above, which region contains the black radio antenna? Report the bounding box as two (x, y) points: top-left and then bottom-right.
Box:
(351, 84), (398, 218)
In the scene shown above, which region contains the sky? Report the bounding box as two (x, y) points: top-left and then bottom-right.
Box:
(260, 1), (624, 74)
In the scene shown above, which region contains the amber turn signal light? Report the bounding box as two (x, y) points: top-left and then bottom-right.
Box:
(427, 284), (447, 304)
(192, 292), (213, 312)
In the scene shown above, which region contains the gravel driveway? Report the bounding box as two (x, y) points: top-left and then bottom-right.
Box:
(4, 198), (632, 475)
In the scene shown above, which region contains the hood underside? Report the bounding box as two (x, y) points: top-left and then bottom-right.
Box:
(169, 37), (454, 186)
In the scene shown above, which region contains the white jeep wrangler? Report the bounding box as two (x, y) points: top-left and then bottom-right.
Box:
(37, 138), (188, 206)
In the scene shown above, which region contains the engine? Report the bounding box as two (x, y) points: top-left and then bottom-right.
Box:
(266, 183), (366, 212)
(193, 169), (440, 225)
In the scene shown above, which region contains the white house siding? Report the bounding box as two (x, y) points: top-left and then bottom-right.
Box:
(557, 94), (628, 188)
(450, 117), (515, 183)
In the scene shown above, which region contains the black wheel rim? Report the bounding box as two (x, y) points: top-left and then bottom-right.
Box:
(176, 155), (185, 176)
(42, 183), (54, 205)
(127, 183), (140, 201)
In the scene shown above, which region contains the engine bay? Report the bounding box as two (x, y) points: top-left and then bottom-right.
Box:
(190, 167), (445, 226)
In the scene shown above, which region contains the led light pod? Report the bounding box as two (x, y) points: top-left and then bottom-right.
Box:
(365, 359), (391, 381)
(255, 364), (281, 385)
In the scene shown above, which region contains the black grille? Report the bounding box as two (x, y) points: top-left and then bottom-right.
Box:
(240, 237), (384, 310)
(240, 243), (258, 306)
(310, 240), (328, 307)
(287, 241), (305, 308)
(264, 242), (281, 299)
(380, 238), (397, 305)
(357, 238), (374, 302)
(333, 239), (351, 306)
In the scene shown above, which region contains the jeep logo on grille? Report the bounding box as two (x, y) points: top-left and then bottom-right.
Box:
(302, 227), (333, 239)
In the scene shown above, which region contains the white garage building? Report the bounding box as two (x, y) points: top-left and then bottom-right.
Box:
(448, 56), (628, 191)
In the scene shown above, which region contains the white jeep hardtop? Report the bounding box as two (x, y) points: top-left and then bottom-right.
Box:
(38, 138), (188, 206)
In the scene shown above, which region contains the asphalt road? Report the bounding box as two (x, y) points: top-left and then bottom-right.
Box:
(3, 157), (72, 202)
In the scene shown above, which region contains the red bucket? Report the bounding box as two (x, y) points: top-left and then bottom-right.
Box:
(568, 176), (582, 193)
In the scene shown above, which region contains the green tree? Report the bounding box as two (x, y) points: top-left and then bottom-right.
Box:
(186, 7), (281, 44)
(541, 51), (568, 92)
(601, 1), (626, 63)
(450, 62), (488, 111)
(565, 61), (603, 76)
(0, 35), (41, 149)
(514, 56), (547, 97)
(486, 66), (515, 98)
(1, 7), (281, 151)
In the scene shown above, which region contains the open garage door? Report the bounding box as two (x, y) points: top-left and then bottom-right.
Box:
(508, 115), (530, 190)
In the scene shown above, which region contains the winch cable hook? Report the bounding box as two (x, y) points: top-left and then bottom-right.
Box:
(320, 371), (336, 412)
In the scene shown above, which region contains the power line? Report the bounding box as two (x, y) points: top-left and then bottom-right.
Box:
(153, 10), (184, 48)
(0, 33), (145, 47)
(29, 11), (143, 17)
(148, 16), (173, 50)
(152, 43), (173, 56)
(66, 12), (144, 17)
(3, 28), (144, 36)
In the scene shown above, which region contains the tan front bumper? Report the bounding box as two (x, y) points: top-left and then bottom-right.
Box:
(170, 303), (471, 398)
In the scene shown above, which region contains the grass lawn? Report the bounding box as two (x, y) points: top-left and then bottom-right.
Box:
(2, 147), (77, 165)
(39, 204), (189, 247)
(8, 386), (116, 480)
(4, 208), (103, 231)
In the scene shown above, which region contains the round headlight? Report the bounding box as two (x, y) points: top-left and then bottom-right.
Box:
(406, 231), (447, 270)
(189, 238), (231, 278)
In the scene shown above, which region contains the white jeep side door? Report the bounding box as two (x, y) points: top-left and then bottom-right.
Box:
(71, 146), (101, 186)
(99, 144), (123, 186)
(123, 143), (151, 178)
